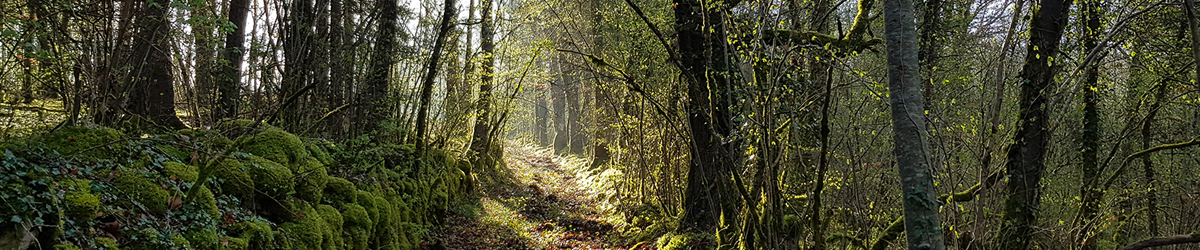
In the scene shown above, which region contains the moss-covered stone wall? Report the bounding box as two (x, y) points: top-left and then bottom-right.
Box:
(0, 122), (472, 250)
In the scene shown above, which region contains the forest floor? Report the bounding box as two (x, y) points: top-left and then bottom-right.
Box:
(425, 142), (632, 250)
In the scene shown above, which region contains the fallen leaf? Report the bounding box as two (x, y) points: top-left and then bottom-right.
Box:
(169, 195), (183, 210)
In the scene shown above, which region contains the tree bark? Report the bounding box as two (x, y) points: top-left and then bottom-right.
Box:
(216, 0), (251, 120)
(676, 0), (738, 233)
(127, 0), (185, 129)
(469, 0), (496, 162)
(1076, 1), (1103, 249)
(415, 0), (458, 155)
(283, 0), (315, 130)
(362, 0), (398, 134)
(883, 0), (946, 249)
(993, 0), (1072, 249)
(1118, 234), (1200, 250)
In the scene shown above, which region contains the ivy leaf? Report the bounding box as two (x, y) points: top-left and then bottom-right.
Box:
(10, 215), (21, 223)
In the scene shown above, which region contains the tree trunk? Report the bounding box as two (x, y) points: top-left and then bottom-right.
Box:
(469, 0), (496, 162)
(807, 1), (832, 248)
(217, 0), (251, 120)
(325, 0), (347, 139)
(993, 0), (1072, 249)
(536, 93), (549, 146)
(1076, 1), (1103, 249)
(362, 0), (398, 134)
(883, 0), (946, 249)
(918, 0), (942, 112)
(127, 0), (185, 129)
(676, 0), (738, 233)
(415, 0), (458, 155)
(283, 0), (315, 130)
(1142, 80), (1166, 237)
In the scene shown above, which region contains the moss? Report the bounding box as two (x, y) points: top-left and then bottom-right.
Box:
(323, 177), (357, 205)
(94, 237), (120, 250)
(44, 126), (125, 159)
(185, 226), (220, 250)
(245, 155), (294, 198)
(189, 185), (220, 220)
(53, 243), (82, 250)
(316, 204), (344, 250)
(212, 158), (253, 198)
(170, 234), (192, 249)
(115, 167), (170, 214)
(62, 179), (101, 220)
(280, 202), (326, 250)
(657, 232), (715, 250)
(305, 140), (334, 165)
(293, 157), (328, 203)
(237, 128), (308, 166)
(356, 191), (380, 226)
(177, 129), (234, 149)
(156, 145), (189, 161)
(341, 203), (373, 250)
(163, 161), (199, 183)
(230, 221), (276, 250)
(225, 237), (249, 250)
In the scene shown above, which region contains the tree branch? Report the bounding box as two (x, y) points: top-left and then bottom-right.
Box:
(1118, 233), (1200, 250)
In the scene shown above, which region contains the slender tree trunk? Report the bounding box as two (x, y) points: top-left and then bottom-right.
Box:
(191, 0), (217, 125)
(362, 0), (398, 134)
(536, 93), (549, 146)
(553, 58), (569, 152)
(415, 0), (458, 155)
(325, 0), (346, 139)
(1077, 0), (1103, 249)
(1142, 80), (1166, 237)
(217, 0), (250, 120)
(919, 0), (942, 112)
(127, 0), (185, 129)
(807, 1), (832, 247)
(283, 0), (315, 130)
(469, 0), (496, 161)
(993, 0), (1072, 249)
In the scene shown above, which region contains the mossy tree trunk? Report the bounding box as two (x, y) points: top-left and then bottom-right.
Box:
(993, 0), (1072, 249)
(1077, 0), (1103, 248)
(127, 0), (185, 129)
(361, 0), (398, 134)
(676, 0), (740, 234)
(283, 0), (315, 131)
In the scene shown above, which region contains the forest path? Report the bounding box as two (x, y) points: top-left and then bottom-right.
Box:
(426, 142), (629, 250)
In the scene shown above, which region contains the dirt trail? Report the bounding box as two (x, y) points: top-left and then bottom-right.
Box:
(426, 143), (629, 250)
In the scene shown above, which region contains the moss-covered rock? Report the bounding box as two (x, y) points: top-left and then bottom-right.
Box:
(293, 157), (328, 203)
(114, 167), (170, 214)
(94, 237), (120, 250)
(341, 203), (373, 250)
(44, 126), (125, 159)
(316, 205), (344, 250)
(229, 221), (276, 250)
(170, 234), (192, 249)
(245, 156), (293, 198)
(280, 202), (326, 250)
(212, 158), (253, 198)
(237, 128), (308, 167)
(656, 232), (715, 250)
(163, 161), (199, 183)
(188, 185), (220, 220)
(156, 145), (189, 161)
(225, 237), (249, 250)
(62, 179), (100, 220)
(323, 177), (356, 205)
(53, 243), (82, 250)
(184, 226), (220, 250)
(176, 129), (234, 150)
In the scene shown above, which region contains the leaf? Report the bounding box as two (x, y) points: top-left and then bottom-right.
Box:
(10, 215), (21, 223)
(169, 195), (183, 210)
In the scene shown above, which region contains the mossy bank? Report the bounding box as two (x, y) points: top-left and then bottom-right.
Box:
(0, 121), (474, 250)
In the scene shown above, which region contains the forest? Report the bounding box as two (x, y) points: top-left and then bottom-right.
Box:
(1, 0), (1199, 249)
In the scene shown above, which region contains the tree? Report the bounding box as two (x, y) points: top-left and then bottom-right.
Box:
(676, 0), (739, 233)
(882, 0), (945, 249)
(1076, 0), (1103, 248)
(993, 0), (1072, 248)
(469, 0), (496, 162)
(415, 0), (458, 154)
(361, 0), (399, 134)
(127, 0), (185, 129)
(217, 0), (251, 120)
